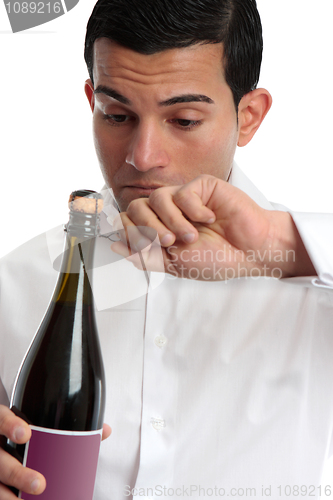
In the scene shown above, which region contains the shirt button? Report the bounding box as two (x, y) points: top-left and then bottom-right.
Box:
(154, 335), (167, 348)
(150, 417), (166, 431)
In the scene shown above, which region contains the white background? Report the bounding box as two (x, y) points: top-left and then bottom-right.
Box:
(0, 0), (333, 491)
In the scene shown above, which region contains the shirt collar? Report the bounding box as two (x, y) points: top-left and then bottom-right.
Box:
(229, 162), (275, 211)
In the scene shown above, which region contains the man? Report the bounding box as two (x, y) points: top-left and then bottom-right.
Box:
(0, 0), (332, 499)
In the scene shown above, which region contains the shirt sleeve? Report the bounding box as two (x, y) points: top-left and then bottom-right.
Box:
(289, 211), (333, 289)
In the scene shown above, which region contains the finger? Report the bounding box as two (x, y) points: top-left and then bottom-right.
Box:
(102, 424), (112, 441)
(0, 447), (46, 495)
(172, 176), (218, 223)
(125, 226), (154, 253)
(111, 242), (147, 272)
(111, 241), (131, 258)
(126, 198), (177, 247)
(0, 406), (31, 444)
(116, 213), (154, 253)
(0, 481), (19, 500)
(111, 229), (153, 258)
(147, 188), (202, 244)
(114, 212), (157, 246)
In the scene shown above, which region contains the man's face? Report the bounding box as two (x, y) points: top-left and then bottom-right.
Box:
(86, 39), (240, 212)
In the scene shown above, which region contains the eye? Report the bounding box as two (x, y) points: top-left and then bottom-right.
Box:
(103, 114), (133, 125)
(178, 119), (194, 127)
(170, 118), (202, 130)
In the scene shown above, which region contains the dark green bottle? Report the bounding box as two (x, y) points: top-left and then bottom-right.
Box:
(9, 190), (106, 500)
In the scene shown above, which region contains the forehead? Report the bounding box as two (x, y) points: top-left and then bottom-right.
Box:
(92, 38), (226, 93)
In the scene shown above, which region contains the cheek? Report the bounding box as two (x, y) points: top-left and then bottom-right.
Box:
(92, 121), (123, 183)
(211, 117), (239, 169)
(182, 124), (238, 180)
(211, 126), (238, 162)
(93, 121), (111, 161)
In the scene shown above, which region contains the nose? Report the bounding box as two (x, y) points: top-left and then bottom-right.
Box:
(125, 120), (170, 171)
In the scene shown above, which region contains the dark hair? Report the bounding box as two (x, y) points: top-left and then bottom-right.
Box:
(84, 0), (263, 109)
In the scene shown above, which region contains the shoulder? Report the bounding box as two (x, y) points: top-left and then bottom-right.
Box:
(0, 225), (64, 285)
(0, 226), (65, 398)
(0, 225), (65, 319)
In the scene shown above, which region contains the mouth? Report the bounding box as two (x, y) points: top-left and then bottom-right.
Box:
(124, 184), (164, 196)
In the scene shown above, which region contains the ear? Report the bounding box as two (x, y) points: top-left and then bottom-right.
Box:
(84, 79), (95, 112)
(237, 88), (272, 147)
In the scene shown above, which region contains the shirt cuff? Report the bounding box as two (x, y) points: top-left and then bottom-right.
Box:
(289, 211), (333, 289)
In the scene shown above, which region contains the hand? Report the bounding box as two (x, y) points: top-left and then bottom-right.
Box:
(102, 423), (112, 440)
(111, 175), (316, 281)
(0, 405), (111, 498)
(0, 405), (45, 498)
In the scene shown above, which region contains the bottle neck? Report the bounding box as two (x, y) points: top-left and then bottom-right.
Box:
(54, 211), (99, 305)
(65, 210), (101, 239)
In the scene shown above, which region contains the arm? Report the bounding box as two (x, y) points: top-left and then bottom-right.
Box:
(111, 175), (318, 281)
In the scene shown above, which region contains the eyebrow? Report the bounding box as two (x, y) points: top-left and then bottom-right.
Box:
(94, 85), (131, 105)
(94, 85), (214, 107)
(160, 94), (214, 106)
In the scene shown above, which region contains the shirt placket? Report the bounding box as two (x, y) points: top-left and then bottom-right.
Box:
(133, 278), (177, 499)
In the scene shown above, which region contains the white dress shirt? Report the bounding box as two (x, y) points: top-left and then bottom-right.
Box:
(1, 164), (333, 500)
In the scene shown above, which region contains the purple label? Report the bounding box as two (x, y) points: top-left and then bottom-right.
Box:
(21, 426), (102, 500)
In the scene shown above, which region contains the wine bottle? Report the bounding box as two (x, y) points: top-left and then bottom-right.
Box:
(8, 190), (106, 500)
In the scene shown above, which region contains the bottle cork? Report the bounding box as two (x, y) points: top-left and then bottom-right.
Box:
(68, 190), (103, 214)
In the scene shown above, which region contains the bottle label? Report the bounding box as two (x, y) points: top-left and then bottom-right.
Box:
(20, 425), (102, 500)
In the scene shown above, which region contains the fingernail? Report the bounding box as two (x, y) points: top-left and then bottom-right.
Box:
(207, 217), (215, 224)
(13, 426), (26, 441)
(183, 233), (195, 243)
(161, 234), (173, 246)
(31, 478), (40, 492)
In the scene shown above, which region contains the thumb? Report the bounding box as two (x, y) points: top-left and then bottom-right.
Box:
(102, 423), (112, 441)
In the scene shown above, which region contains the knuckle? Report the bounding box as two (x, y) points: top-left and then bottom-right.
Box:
(148, 189), (163, 207)
(149, 186), (171, 209)
(173, 188), (191, 206)
(192, 209), (206, 221)
(127, 198), (146, 216)
(132, 197), (147, 209)
(7, 462), (24, 489)
(0, 410), (14, 438)
(166, 213), (182, 228)
(195, 173), (214, 182)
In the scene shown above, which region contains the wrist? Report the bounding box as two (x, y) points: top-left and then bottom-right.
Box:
(268, 211), (316, 278)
